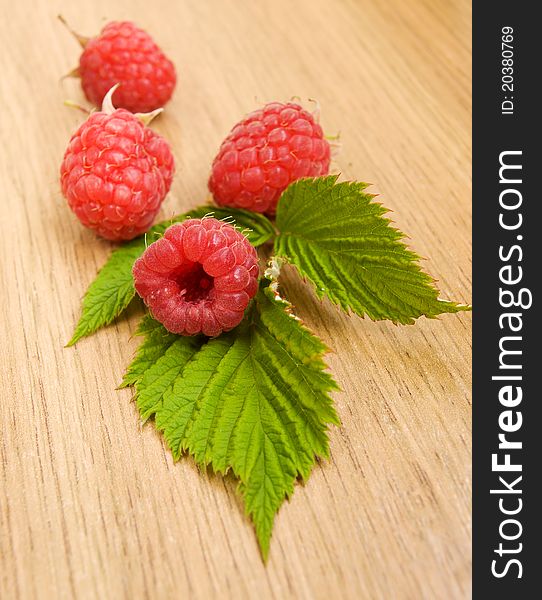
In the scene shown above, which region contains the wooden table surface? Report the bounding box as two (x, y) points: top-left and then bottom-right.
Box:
(0, 1), (472, 598)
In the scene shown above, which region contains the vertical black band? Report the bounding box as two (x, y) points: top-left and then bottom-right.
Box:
(473, 2), (539, 596)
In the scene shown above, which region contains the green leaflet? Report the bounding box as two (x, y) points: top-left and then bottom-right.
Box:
(274, 175), (471, 324)
(68, 206), (275, 345)
(119, 315), (202, 422)
(123, 283), (339, 560)
(120, 315), (178, 389)
(67, 239), (143, 346)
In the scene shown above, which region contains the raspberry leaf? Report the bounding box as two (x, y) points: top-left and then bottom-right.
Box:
(275, 175), (471, 324)
(137, 339), (202, 420)
(120, 315), (179, 390)
(123, 281), (339, 560)
(67, 239), (143, 346)
(69, 208), (274, 345)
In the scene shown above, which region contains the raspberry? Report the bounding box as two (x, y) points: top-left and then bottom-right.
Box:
(133, 218), (259, 337)
(60, 87), (174, 241)
(208, 102), (331, 214)
(66, 20), (176, 113)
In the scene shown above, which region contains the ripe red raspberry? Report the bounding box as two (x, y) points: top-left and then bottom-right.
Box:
(60, 87), (174, 241)
(133, 218), (259, 337)
(208, 102), (331, 214)
(66, 19), (176, 113)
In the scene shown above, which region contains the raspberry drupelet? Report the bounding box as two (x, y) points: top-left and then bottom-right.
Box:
(60, 86), (174, 241)
(208, 102), (331, 215)
(68, 20), (177, 113)
(133, 218), (259, 337)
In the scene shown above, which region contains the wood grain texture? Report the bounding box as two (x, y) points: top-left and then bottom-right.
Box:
(0, 0), (472, 598)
